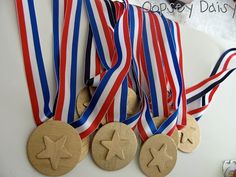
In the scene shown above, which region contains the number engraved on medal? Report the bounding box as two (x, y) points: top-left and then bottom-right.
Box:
(101, 130), (128, 161)
(36, 136), (72, 170)
(147, 144), (173, 173)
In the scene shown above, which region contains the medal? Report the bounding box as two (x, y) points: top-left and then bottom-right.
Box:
(27, 120), (82, 176)
(182, 48), (236, 153)
(16, 0), (86, 175)
(83, 0), (142, 171)
(135, 9), (187, 177)
(177, 114), (200, 153)
(127, 88), (140, 116)
(91, 122), (137, 171)
(139, 134), (177, 177)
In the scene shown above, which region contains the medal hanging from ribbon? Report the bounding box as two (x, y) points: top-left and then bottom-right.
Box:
(135, 11), (186, 177)
(77, 0), (142, 171)
(16, 0), (83, 176)
(178, 48), (236, 153)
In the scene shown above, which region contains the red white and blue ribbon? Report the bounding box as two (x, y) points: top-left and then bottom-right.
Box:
(54, 0), (88, 123)
(71, 0), (136, 139)
(168, 19), (187, 129)
(84, 0), (128, 123)
(186, 48), (236, 120)
(16, 0), (66, 125)
(137, 11), (184, 141)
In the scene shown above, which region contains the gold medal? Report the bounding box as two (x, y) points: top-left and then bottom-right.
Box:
(76, 87), (92, 117)
(153, 116), (179, 146)
(27, 120), (82, 176)
(91, 122), (138, 171)
(139, 134), (177, 177)
(127, 88), (140, 116)
(178, 114), (201, 153)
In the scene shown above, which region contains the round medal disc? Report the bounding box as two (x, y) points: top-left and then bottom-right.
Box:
(139, 134), (177, 177)
(91, 122), (138, 171)
(178, 114), (201, 153)
(153, 117), (179, 146)
(27, 120), (82, 176)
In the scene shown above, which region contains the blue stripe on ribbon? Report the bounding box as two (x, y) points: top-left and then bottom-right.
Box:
(168, 20), (176, 52)
(120, 78), (128, 122)
(145, 97), (157, 134)
(187, 69), (235, 104)
(84, 27), (93, 84)
(201, 48), (236, 106)
(28, 0), (53, 118)
(142, 12), (159, 117)
(52, 0), (60, 114)
(156, 109), (178, 134)
(211, 48), (236, 76)
(67, 0), (83, 123)
(188, 48), (236, 105)
(53, 0), (60, 84)
(85, 1), (110, 70)
(161, 15), (183, 106)
(123, 111), (141, 125)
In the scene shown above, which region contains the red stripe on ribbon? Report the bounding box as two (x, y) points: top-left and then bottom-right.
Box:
(54, 0), (73, 121)
(16, 0), (41, 125)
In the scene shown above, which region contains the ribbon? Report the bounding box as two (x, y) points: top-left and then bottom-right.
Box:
(54, 0), (87, 123)
(137, 11), (185, 141)
(70, 0), (136, 139)
(16, 0), (66, 125)
(186, 48), (236, 120)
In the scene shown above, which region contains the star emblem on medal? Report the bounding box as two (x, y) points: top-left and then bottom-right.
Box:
(148, 144), (173, 173)
(101, 130), (128, 161)
(180, 126), (196, 144)
(36, 136), (72, 170)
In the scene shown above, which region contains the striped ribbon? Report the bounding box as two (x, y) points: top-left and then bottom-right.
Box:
(70, 0), (137, 139)
(84, 0), (128, 123)
(16, 0), (66, 125)
(137, 11), (184, 141)
(54, 0), (88, 123)
(168, 20), (187, 129)
(186, 48), (236, 120)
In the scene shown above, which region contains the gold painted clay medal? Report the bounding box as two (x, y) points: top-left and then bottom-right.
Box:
(91, 122), (138, 171)
(178, 114), (201, 153)
(153, 117), (179, 146)
(139, 134), (177, 177)
(127, 88), (140, 116)
(27, 120), (82, 176)
(76, 87), (92, 117)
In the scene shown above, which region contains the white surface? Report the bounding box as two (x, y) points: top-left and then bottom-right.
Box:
(0, 1), (236, 177)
